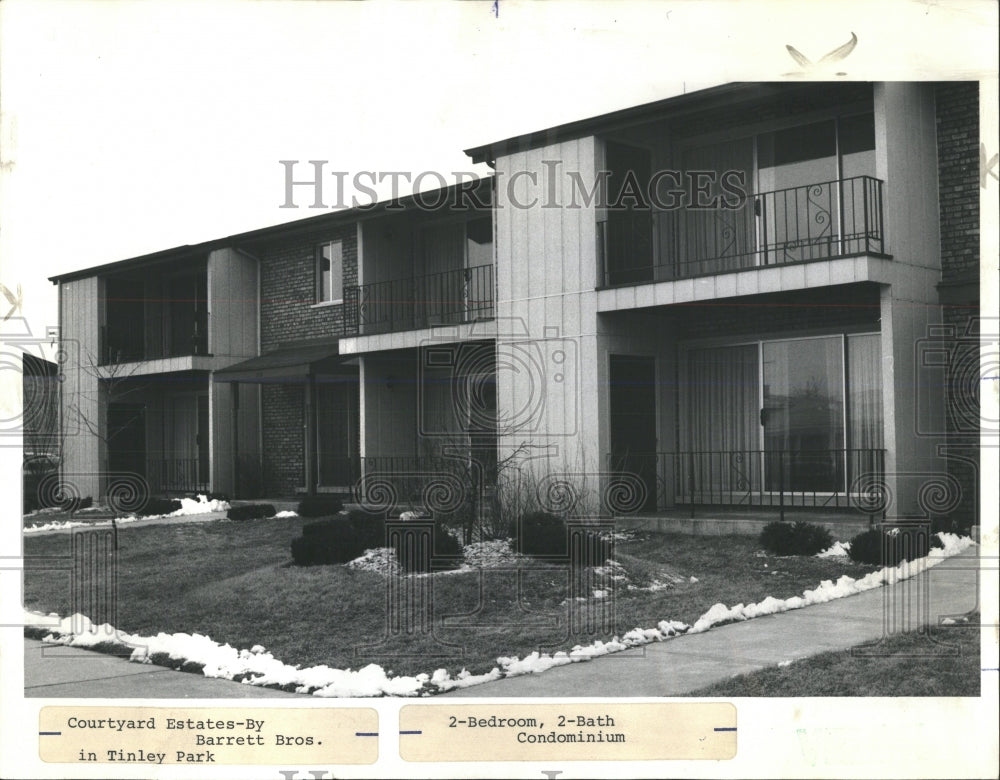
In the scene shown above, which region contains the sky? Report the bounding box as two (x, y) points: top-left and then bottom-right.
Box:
(2, 0), (996, 338)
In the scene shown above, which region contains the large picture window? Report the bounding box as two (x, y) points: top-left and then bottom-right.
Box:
(680, 332), (883, 497)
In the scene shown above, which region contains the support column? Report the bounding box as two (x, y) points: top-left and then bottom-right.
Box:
(304, 374), (316, 495)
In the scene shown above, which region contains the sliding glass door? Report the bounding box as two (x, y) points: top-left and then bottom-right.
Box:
(681, 333), (883, 501)
(762, 336), (844, 493)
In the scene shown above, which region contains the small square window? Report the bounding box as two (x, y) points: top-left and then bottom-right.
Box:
(317, 240), (343, 303)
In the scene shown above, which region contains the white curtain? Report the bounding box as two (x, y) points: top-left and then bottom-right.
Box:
(680, 139), (755, 275)
(681, 345), (759, 497)
(847, 333), (883, 483)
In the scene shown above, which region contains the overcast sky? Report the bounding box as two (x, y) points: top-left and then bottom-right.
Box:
(1, 0), (997, 336)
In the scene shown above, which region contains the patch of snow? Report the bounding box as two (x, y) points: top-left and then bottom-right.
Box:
(816, 540), (851, 558)
(273, 510), (298, 518)
(24, 517), (138, 534)
(345, 548), (400, 576)
(24, 507), (64, 517)
(462, 539), (520, 568)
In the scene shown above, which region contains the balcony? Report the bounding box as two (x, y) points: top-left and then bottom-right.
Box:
(606, 448), (886, 518)
(599, 176), (885, 288)
(100, 310), (209, 365)
(354, 263), (495, 336)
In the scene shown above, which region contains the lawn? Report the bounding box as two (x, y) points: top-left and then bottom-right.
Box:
(689, 615), (983, 696)
(23, 516), (882, 680)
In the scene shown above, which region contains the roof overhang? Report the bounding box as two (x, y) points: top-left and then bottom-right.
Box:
(463, 81), (859, 164)
(213, 343), (357, 383)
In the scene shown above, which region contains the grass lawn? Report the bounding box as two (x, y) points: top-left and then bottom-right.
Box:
(689, 615), (983, 696)
(23, 516), (882, 679)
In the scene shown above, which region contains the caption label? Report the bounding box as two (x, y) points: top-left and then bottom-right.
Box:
(399, 702), (736, 761)
(39, 707), (377, 765)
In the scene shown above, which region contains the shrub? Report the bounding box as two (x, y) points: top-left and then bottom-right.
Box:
(137, 498), (182, 517)
(291, 510), (383, 566)
(759, 521), (833, 556)
(296, 494), (345, 518)
(515, 511), (610, 565)
(516, 511), (568, 557)
(291, 511), (464, 571)
(932, 514), (974, 536)
(848, 528), (944, 566)
(227, 503), (277, 521)
(395, 521), (463, 573)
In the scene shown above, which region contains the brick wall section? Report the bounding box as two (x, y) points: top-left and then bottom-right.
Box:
(252, 221), (358, 495)
(936, 82), (979, 287)
(261, 384), (305, 495)
(936, 81), (979, 531)
(258, 223), (358, 352)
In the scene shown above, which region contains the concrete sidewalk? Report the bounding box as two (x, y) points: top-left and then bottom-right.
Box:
(24, 640), (303, 698)
(446, 546), (983, 697)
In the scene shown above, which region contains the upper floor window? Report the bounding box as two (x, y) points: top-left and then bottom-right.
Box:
(317, 240), (343, 303)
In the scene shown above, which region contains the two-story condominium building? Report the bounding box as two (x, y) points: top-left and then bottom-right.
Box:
(48, 80), (980, 532)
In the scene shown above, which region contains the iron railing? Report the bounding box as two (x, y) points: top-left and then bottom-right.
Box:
(601, 175), (885, 287)
(100, 310), (209, 365)
(354, 263), (494, 335)
(606, 448), (886, 519)
(145, 458), (209, 494)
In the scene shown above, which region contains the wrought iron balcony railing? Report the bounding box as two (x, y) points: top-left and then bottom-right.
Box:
(606, 448), (887, 519)
(353, 263), (495, 336)
(600, 175), (885, 287)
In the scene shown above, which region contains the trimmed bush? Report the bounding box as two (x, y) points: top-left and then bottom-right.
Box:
(291, 510), (383, 566)
(137, 498), (182, 517)
(515, 511), (611, 566)
(400, 521), (463, 573)
(291, 511), (464, 571)
(296, 494), (345, 518)
(516, 511), (568, 557)
(759, 521), (834, 556)
(227, 503), (277, 521)
(848, 528), (944, 566)
(932, 514), (974, 536)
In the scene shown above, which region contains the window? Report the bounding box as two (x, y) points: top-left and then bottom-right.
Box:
(681, 332), (883, 495)
(316, 240), (343, 303)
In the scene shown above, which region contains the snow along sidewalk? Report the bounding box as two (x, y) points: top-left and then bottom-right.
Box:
(444, 544), (983, 697)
